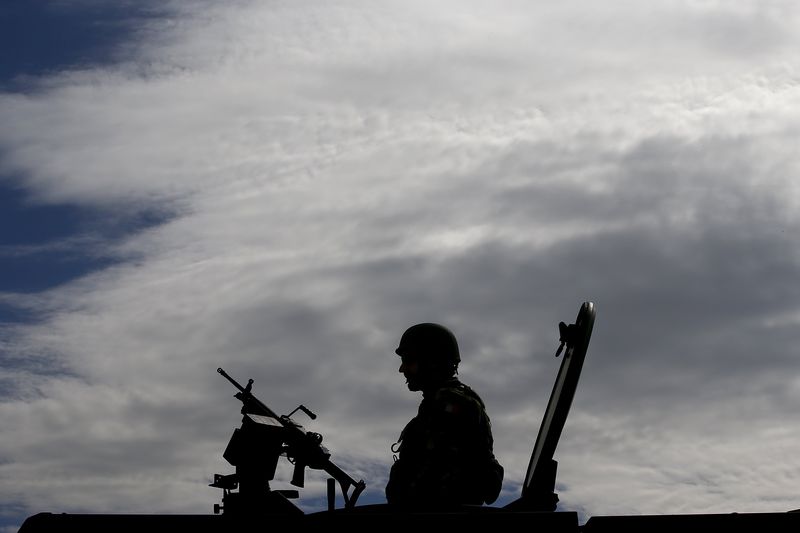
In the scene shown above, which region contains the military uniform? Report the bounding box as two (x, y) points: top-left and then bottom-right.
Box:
(386, 377), (504, 507)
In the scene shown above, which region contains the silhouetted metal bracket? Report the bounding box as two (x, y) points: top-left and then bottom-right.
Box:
(506, 301), (596, 512)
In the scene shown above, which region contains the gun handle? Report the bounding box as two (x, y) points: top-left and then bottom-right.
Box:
(291, 462), (306, 488)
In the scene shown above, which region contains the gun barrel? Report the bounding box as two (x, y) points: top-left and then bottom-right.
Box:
(217, 367), (281, 419)
(216, 367), (240, 389)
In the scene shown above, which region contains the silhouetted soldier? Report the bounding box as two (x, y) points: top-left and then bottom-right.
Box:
(386, 323), (504, 508)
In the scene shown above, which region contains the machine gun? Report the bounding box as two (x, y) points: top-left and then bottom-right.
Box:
(211, 367), (366, 515)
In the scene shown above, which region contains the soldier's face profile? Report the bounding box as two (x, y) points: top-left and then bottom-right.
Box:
(399, 354), (422, 391)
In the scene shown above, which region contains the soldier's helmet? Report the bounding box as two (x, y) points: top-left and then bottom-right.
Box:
(395, 322), (461, 365)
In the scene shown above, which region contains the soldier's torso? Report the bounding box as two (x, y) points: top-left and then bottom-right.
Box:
(388, 378), (498, 506)
(399, 379), (491, 455)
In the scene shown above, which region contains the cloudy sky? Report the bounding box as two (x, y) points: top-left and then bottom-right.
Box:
(2, 0), (800, 530)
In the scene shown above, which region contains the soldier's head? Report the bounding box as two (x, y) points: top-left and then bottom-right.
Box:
(395, 322), (460, 391)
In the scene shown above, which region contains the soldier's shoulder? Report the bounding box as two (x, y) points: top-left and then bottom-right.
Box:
(435, 380), (486, 412)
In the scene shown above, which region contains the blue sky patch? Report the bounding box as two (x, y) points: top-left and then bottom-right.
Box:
(0, 0), (162, 89)
(0, 179), (173, 293)
(0, 1), (171, 325)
